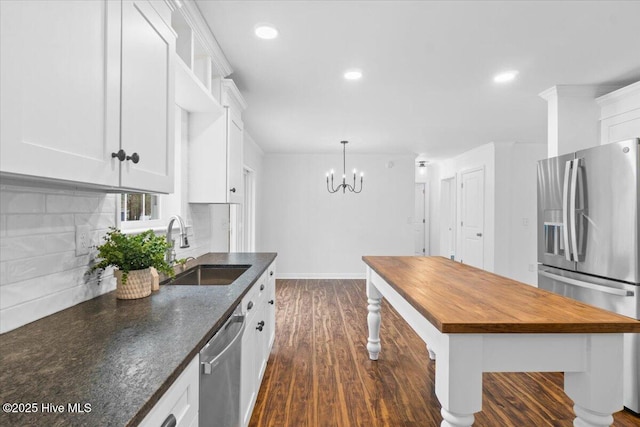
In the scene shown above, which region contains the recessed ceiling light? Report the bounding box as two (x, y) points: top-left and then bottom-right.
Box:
(255, 24), (278, 40)
(493, 70), (519, 83)
(344, 69), (363, 80)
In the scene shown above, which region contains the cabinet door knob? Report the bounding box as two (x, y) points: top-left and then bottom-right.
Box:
(230, 187), (236, 193)
(268, 299), (274, 305)
(260, 284), (265, 291)
(111, 149), (126, 162)
(269, 271), (274, 277)
(247, 301), (253, 311)
(126, 152), (140, 164)
(256, 321), (264, 332)
(161, 414), (176, 427)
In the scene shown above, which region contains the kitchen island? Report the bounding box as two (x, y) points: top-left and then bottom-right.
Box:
(363, 256), (640, 427)
(0, 252), (276, 427)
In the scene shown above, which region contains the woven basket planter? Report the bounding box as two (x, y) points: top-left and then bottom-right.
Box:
(114, 268), (152, 300)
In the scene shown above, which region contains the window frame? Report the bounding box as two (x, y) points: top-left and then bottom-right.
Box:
(117, 193), (167, 232)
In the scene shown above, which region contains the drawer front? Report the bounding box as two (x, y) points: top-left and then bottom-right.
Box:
(241, 281), (259, 322)
(139, 355), (199, 427)
(242, 272), (268, 319)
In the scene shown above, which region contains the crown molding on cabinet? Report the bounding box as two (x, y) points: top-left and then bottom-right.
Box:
(596, 81), (640, 120)
(222, 79), (248, 112)
(168, 0), (233, 78)
(539, 84), (623, 101)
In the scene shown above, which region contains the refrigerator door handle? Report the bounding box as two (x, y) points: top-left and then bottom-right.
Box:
(539, 271), (634, 297)
(562, 160), (573, 261)
(570, 158), (580, 262)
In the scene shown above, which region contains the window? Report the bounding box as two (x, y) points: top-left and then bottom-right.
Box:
(120, 193), (159, 221)
(119, 193), (166, 231)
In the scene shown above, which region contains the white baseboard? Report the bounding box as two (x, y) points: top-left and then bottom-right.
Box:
(276, 273), (366, 280)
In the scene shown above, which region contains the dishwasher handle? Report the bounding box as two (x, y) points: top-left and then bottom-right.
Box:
(201, 314), (245, 375)
(539, 270), (634, 297)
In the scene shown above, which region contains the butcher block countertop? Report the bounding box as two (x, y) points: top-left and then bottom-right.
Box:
(363, 256), (640, 334)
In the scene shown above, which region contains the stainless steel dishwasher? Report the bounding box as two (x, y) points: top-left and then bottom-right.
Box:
(199, 305), (245, 427)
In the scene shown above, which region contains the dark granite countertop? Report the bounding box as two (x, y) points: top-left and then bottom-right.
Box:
(0, 252), (277, 427)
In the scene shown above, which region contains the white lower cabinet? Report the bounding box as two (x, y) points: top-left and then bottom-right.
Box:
(240, 312), (259, 426)
(139, 355), (199, 427)
(265, 265), (277, 352)
(240, 262), (276, 427)
(139, 260), (276, 427)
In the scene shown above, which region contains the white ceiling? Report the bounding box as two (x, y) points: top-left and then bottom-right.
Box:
(196, 0), (640, 160)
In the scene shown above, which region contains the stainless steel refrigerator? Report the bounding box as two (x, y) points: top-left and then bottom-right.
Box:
(537, 138), (639, 414)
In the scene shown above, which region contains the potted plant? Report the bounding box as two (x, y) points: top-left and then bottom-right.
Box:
(174, 258), (189, 273)
(88, 228), (173, 300)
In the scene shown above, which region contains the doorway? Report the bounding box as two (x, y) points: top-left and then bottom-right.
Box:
(243, 167), (256, 252)
(459, 167), (485, 268)
(414, 183), (429, 255)
(440, 177), (456, 259)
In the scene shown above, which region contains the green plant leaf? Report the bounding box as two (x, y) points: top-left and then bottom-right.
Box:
(87, 227), (174, 284)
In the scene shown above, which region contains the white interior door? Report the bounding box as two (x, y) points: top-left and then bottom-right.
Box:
(440, 177), (456, 259)
(460, 167), (485, 268)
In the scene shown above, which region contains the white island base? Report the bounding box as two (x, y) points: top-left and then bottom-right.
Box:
(365, 268), (625, 427)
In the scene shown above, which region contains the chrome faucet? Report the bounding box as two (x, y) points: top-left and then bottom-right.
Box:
(166, 215), (189, 264)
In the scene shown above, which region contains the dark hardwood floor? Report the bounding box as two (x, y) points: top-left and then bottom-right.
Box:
(250, 279), (639, 427)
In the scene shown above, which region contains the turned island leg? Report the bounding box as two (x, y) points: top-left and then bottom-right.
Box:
(366, 277), (382, 360)
(436, 335), (483, 427)
(564, 334), (623, 427)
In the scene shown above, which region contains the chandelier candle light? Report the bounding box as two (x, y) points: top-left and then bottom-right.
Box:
(326, 140), (364, 194)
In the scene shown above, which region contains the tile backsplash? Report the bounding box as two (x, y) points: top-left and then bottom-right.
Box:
(0, 183), (214, 334)
(0, 183), (117, 333)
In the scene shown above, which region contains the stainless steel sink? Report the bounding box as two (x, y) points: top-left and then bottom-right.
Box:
(168, 265), (251, 286)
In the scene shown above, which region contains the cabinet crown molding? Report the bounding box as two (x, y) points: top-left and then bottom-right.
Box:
(539, 84), (623, 101)
(170, 0), (233, 77)
(596, 81), (640, 105)
(596, 81), (640, 121)
(222, 79), (248, 111)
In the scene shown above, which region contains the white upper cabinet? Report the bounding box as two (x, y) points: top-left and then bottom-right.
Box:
(225, 81), (246, 204)
(597, 82), (640, 145)
(0, 0), (175, 194)
(189, 79), (247, 204)
(120, 0), (175, 193)
(0, 0), (120, 188)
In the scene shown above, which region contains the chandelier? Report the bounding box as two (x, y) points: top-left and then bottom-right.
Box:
(326, 141), (363, 194)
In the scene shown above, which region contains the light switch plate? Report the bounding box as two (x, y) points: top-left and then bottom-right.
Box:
(75, 225), (91, 256)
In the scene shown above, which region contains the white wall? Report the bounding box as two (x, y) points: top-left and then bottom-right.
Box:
(260, 153), (415, 278)
(502, 143), (546, 284)
(427, 142), (545, 285)
(243, 132), (264, 250)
